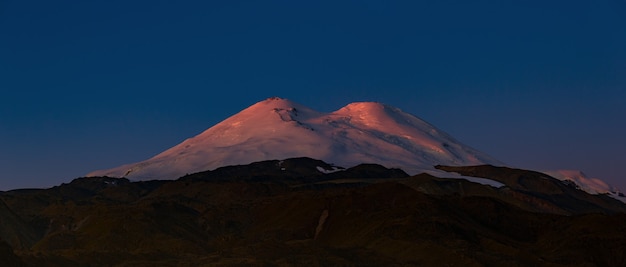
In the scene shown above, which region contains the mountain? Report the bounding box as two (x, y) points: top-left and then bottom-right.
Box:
(3, 158), (626, 266)
(545, 170), (620, 193)
(5, 98), (625, 266)
(88, 97), (500, 180)
(435, 164), (626, 213)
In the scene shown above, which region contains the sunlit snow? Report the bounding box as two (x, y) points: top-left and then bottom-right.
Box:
(544, 170), (625, 203)
(87, 97), (502, 181)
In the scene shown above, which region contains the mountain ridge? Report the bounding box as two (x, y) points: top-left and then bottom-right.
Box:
(3, 158), (626, 266)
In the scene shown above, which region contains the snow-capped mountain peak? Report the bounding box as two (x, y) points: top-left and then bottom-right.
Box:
(544, 170), (620, 194)
(88, 97), (502, 180)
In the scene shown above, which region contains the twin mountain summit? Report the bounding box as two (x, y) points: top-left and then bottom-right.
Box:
(89, 96), (620, 199)
(2, 97), (625, 266)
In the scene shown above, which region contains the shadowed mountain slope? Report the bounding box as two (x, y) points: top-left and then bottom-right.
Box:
(436, 165), (626, 214)
(1, 158), (625, 266)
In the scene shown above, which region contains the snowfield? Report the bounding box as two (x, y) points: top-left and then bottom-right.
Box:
(88, 97), (501, 180)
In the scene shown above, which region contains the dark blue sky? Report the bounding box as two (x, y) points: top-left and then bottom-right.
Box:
(1, 0), (625, 190)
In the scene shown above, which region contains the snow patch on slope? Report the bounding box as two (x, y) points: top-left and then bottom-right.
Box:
(425, 169), (505, 188)
(316, 166), (344, 174)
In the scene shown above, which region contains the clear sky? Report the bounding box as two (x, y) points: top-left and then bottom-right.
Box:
(1, 0), (625, 191)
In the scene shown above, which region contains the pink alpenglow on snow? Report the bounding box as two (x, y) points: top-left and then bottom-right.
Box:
(544, 170), (625, 202)
(88, 97), (501, 180)
(544, 170), (616, 194)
